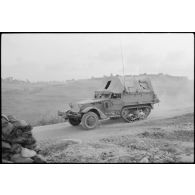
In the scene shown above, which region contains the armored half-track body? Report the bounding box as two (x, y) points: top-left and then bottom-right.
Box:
(58, 76), (160, 130)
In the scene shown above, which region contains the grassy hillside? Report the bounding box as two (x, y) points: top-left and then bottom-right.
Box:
(1, 74), (194, 126)
(1, 79), (103, 125)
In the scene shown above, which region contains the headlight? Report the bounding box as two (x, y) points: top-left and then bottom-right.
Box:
(69, 103), (80, 112)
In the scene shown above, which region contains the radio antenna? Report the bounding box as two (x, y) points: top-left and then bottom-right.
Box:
(120, 39), (126, 89)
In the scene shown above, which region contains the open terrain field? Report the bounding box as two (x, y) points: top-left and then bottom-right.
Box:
(2, 74), (194, 126)
(1, 79), (102, 125)
(35, 112), (194, 163)
(2, 74), (194, 163)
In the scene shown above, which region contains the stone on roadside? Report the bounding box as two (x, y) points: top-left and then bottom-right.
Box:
(7, 115), (17, 123)
(2, 114), (47, 163)
(2, 159), (13, 163)
(178, 154), (194, 163)
(2, 123), (14, 135)
(2, 141), (11, 149)
(11, 143), (22, 153)
(12, 120), (28, 128)
(140, 156), (149, 163)
(117, 155), (133, 163)
(21, 147), (37, 158)
(11, 154), (34, 163)
(62, 139), (82, 145)
(2, 116), (9, 127)
(32, 154), (47, 163)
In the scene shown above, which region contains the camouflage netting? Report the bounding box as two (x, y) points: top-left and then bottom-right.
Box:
(2, 114), (46, 163)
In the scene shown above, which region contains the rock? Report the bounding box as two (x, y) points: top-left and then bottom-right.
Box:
(21, 147), (37, 158)
(11, 154), (34, 163)
(24, 143), (38, 151)
(2, 141), (11, 149)
(163, 157), (175, 163)
(12, 120), (28, 128)
(140, 157), (149, 163)
(2, 159), (13, 163)
(11, 143), (22, 153)
(62, 139), (82, 145)
(2, 123), (14, 135)
(32, 154), (47, 163)
(7, 115), (17, 122)
(2, 114), (46, 163)
(2, 114), (9, 121)
(178, 154), (194, 163)
(117, 155), (132, 163)
(2, 115), (9, 127)
(33, 146), (41, 153)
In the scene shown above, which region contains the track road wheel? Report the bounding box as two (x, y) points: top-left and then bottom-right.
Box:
(68, 118), (81, 126)
(142, 107), (151, 119)
(121, 107), (132, 123)
(81, 112), (98, 130)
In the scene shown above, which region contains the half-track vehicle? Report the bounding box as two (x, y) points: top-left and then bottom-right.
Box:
(58, 76), (160, 130)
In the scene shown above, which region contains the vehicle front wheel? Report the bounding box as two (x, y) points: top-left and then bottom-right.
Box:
(68, 118), (81, 126)
(81, 112), (99, 130)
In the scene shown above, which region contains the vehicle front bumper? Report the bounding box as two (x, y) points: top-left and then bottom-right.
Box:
(58, 110), (81, 120)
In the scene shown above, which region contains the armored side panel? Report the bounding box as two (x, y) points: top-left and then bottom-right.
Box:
(101, 76), (159, 107)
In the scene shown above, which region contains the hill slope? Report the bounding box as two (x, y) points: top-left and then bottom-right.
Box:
(1, 74), (194, 126)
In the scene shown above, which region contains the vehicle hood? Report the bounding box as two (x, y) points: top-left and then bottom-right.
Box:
(77, 98), (107, 105)
(69, 98), (107, 112)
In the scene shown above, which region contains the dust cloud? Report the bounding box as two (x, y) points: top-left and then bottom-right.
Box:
(149, 75), (194, 118)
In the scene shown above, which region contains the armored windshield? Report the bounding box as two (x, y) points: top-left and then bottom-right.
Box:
(94, 91), (111, 99)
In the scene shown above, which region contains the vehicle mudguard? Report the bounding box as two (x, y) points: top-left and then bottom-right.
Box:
(81, 107), (108, 119)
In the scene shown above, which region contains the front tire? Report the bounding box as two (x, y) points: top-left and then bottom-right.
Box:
(81, 112), (98, 130)
(68, 118), (81, 126)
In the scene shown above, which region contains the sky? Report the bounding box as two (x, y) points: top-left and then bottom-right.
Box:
(1, 33), (194, 81)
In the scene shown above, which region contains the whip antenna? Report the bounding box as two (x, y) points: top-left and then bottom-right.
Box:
(120, 39), (126, 89)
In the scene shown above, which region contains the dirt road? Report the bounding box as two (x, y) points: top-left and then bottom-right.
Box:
(33, 106), (194, 142)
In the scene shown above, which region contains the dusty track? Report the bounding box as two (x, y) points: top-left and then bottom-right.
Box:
(33, 106), (194, 142)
